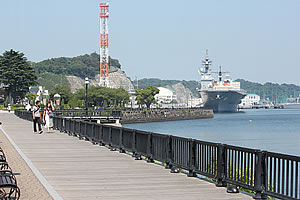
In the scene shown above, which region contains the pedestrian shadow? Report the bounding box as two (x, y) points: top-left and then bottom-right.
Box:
(45, 131), (55, 134)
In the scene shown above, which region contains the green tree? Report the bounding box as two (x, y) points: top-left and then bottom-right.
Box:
(49, 85), (72, 104)
(25, 93), (38, 105)
(0, 49), (37, 104)
(74, 86), (129, 109)
(136, 86), (160, 108)
(32, 53), (122, 80)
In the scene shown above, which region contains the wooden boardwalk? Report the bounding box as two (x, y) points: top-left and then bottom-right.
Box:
(0, 113), (252, 200)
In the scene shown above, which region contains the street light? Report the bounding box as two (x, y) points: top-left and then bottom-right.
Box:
(85, 77), (89, 116)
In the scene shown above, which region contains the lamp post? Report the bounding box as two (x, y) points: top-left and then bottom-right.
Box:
(85, 77), (89, 116)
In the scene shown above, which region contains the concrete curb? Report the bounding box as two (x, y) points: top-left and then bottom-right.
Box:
(0, 126), (63, 200)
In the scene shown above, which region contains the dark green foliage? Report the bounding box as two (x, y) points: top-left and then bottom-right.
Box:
(0, 49), (37, 103)
(37, 72), (70, 91)
(33, 53), (121, 79)
(73, 86), (129, 108)
(236, 79), (300, 103)
(25, 93), (38, 105)
(49, 85), (72, 104)
(136, 86), (160, 108)
(137, 78), (200, 97)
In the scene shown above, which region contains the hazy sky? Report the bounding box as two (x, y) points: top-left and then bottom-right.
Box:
(1, 0), (299, 85)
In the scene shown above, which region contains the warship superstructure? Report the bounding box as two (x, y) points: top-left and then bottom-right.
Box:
(198, 52), (247, 112)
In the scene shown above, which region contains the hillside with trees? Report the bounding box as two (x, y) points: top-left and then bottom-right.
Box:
(237, 79), (300, 103)
(32, 53), (121, 90)
(33, 52), (121, 79)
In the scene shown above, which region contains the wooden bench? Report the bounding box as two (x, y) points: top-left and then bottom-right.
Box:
(0, 148), (20, 199)
(0, 170), (20, 199)
(0, 149), (6, 163)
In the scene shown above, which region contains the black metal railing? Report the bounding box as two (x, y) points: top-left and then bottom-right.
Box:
(14, 109), (122, 119)
(15, 110), (300, 200)
(53, 109), (123, 118)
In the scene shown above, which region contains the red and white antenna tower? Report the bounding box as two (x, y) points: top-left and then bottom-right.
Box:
(99, 2), (109, 87)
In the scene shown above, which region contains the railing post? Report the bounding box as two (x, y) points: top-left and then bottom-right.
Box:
(59, 118), (63, 132)
(132, 130), (137, 157)
(187, 139), (196, 177)
(109, 127), (116, 151)
(53, 117), (56, 130)
(84, 122), (87, 140)
(165, 135), (172, 169)
(91, 123), (95, 144)
(254, 150), (267, 199)
(99, 125), (105, 146)
(72, 120), (75, 136)
(119, 128), (125, 153)
(78, 121), (83, 139)
(146, 133), (154, 163)
(216, 143), (226, 187)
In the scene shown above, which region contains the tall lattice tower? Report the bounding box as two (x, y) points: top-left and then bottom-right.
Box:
(99, 2), (109, 87)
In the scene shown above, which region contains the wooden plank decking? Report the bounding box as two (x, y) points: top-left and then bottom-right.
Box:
(0, 113), (252, 200)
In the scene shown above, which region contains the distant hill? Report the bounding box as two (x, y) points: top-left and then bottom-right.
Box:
(32, 53), (121, 90)
(32, 52), (121, 79)
(236, 79), (300, 103)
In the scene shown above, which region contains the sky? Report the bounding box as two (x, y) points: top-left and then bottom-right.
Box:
(1, 0), (300, 85)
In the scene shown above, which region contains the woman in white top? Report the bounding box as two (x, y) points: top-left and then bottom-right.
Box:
(43, 102), (54, 132)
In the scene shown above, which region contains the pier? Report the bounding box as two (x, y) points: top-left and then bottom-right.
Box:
(0, 111), (251, 200)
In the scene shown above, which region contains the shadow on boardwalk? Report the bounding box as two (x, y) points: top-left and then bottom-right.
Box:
(0, 112), (252, 200)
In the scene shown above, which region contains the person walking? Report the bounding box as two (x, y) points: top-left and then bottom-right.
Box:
(32, 101), (43, 134)
(43, 102), (54, 132)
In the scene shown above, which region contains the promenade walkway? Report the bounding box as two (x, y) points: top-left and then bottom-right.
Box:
(0, 112), (252, 200)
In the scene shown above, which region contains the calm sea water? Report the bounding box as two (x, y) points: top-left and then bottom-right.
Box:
(124, 109), (300, 156)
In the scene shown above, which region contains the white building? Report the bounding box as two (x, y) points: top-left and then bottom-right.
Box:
(155, 87), (177, 104)
(188, 98), (203, 108)
(239, 94), (260, 108)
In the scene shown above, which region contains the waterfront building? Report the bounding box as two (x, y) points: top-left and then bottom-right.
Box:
(188, 98), (203, 108)
(155, 87), (177, 104)
(239, 94), (260, 108)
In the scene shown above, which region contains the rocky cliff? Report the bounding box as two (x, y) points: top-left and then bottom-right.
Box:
(166, 83), (195, 104)
(67, 66), (134, 93)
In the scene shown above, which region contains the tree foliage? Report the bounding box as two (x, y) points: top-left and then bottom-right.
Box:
(25, 93), (38, 105)
(49, 85), (72, 104)
(236, 79), (300, 103)
(32, 53), (121, 79)
(136, 86), (160, 108)
(72, 86), (129, 108)
(0, 49), (37, 103)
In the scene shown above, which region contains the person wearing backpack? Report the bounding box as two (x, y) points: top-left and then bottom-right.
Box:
(32, 101), (43, 134)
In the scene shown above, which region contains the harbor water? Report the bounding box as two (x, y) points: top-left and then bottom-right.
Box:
(124, 109), (300, 156)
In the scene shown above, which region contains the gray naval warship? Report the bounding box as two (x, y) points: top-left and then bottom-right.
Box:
(198, 53), (247, 112)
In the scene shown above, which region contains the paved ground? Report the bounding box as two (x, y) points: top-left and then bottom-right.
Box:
(0, 112), (52, 200)
(0, 112), (253, 200)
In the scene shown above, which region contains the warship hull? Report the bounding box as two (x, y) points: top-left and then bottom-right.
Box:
(200, 90), (247, 112)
